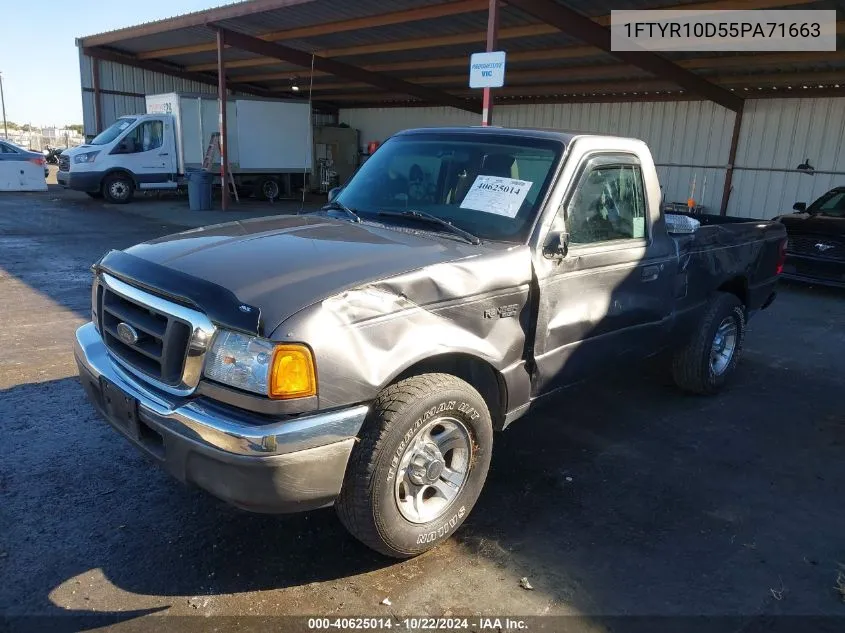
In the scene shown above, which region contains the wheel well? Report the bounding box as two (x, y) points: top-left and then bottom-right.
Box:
(103, 169), (135, 187)
(717, 277), (748, 307)
(393, 354), (506, 429)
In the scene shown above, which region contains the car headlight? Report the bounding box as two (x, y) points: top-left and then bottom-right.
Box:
(204, 330), (316, 399)
(73, 151), (100, 164)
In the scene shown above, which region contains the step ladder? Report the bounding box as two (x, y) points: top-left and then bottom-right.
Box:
(202, 132), (239, 202)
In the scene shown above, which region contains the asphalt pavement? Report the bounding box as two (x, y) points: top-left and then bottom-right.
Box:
(1, 189), (844, 631)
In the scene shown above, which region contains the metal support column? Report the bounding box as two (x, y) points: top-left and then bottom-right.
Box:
(0, 72), (7, 140)
(719, 104), (743, 216)
(217, 30), (229, 211)
(481, 0), (499, 126)
(91, 57), (103, 134)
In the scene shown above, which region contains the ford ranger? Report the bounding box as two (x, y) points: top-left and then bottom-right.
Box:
(74, 127), (787, 558)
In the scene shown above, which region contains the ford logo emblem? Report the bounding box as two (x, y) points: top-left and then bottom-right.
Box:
(116, 322), (140, 346)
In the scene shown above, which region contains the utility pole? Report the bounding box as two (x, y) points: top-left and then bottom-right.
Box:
(0, 72), (8, 140)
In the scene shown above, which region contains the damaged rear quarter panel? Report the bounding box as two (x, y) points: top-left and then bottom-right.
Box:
(271, 246), (534, 410)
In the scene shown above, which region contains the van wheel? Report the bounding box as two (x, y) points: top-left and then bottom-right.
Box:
(672, 292), (746, 395)
(336, 373), (493, 558)
(256, 176), (281, 201)
(102, 173), (134, 204)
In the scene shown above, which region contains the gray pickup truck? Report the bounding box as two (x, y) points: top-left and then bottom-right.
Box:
(74, 127), (787, 558)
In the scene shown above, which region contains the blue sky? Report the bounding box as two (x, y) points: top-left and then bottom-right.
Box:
(0, 1), (237, 126)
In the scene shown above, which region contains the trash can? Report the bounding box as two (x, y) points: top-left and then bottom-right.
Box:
(187, 170), (214, 211)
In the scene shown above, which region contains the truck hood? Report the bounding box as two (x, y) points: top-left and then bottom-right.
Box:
(777, 212), (845, 237)
(124, 214), (516, 335)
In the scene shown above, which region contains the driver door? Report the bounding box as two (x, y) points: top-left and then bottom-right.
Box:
(532, 153), (675, 394)
(115, 118), (175, 184)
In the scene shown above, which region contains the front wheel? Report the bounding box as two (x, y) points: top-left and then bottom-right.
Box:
(672, 292), (746, 394)
(102, 173), (134, 204)
(336, 373), (493, 558)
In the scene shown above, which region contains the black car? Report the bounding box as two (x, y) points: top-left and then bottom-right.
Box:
(777, 187), (845, 288)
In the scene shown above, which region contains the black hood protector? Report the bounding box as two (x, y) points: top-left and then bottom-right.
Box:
(95, 249), (263, 335)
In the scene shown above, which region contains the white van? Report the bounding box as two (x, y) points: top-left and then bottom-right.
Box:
(58, 93), (312, 204)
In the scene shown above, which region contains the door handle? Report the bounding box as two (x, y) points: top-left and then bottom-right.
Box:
(158, 152), (169, 156)
(641, 264), (661, 282)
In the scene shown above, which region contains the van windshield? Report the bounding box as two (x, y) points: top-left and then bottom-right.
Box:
(89, 118), (137, 146)
(336, 133), (563, 243)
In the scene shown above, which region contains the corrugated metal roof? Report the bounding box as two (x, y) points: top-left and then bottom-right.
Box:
(77, 0), (844, 109)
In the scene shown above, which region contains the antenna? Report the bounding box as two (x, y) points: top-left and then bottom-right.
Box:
(300, 53), (315, 212)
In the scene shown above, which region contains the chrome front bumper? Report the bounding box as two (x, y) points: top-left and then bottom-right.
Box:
(74, 322), (369, 512)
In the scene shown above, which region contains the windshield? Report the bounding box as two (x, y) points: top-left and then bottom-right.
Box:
(336, 133), (563, 242)
(806, 190), (845, 217)
(89, 118), (136, 146)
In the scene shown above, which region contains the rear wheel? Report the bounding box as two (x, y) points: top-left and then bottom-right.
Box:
(256, 176), (281, 201)
(336, 373), (493, 558)
(102, 173), (134, 204)
(672, 292), (746, 394)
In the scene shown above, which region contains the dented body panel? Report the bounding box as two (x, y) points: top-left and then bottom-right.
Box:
(83, 127), (786, 429)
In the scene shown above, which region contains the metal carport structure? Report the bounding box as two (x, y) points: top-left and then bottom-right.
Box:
(76, 0), (845, 212)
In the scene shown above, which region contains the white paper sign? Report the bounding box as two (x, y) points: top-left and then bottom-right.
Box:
(469, 51), (507, 88)
(460, 175), (533, 218)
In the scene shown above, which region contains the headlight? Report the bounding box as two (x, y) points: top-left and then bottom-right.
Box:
(204, 330), (316, 399)
(73, 151), (100, 164)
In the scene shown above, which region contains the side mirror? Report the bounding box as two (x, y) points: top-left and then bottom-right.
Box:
(327, 186), (343, 202)
(792, 202), (807, 212)
(543, 231), (569, 259)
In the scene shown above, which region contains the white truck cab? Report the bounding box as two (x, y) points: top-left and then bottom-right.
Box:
(58, 92), (313, 204)
(58, 114), (178, 203)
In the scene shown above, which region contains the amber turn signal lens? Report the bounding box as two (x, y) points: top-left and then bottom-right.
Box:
(269, 345), (316, 399)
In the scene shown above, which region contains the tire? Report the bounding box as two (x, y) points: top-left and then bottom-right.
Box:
(102, 173), (134, 204)
(672, 292), (746, 395)
(336, 373), (493, 558)
(256, 176), (281, 201)
(85, 191), (103, 199)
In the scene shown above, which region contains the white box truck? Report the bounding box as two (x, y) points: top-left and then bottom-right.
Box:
(57, 93), (312, 204)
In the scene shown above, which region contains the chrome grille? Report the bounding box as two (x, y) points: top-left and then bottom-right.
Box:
(96, 274), (216, 395)
(787, 234), (845, 259)
(58, 155), (69, 172)
(101, 286), (192, 385)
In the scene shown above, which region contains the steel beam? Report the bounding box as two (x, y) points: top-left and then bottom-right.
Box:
(502, 0), (743, 112)
(79, 0), (316, 48)
(720, 105), (744, 215)
(82, 46), (275, 98)
(91, 56), (103, 134)
(481, 0), (500, 126)
(211, 25), (480, 114)
(138, 0), (489, 60)
(218, 31), (229, 211)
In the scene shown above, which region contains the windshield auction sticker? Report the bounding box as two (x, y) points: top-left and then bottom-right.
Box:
(460, 175), (533, 218)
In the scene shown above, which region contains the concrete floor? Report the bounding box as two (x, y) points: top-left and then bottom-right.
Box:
(1, 188), (845, 631)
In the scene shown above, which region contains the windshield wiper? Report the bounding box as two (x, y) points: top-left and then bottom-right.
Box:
(321, 200), (361, 223)
(377, 210), (481, 245)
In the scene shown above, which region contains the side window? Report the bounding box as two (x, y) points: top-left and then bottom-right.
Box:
(0, 142), (20, 154)
(564, 161), (647, 246)
(123, 121), (163, 153)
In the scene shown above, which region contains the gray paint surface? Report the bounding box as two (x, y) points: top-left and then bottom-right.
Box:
(2, 188), (844, 623)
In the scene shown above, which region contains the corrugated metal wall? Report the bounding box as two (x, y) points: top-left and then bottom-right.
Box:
(340, 102), (735, 213)
(728, 97), (845, 219)
(79, 52), (220, 137)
